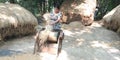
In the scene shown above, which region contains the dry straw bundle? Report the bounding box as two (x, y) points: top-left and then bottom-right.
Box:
(0, 3), (38, 40)
(103, 5), (120, 34)
(60, 0), (96, 24)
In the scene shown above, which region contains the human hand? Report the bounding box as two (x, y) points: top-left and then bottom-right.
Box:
(49, 22), (54, 25)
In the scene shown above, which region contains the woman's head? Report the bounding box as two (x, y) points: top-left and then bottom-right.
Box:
(53, 5), (60, 13)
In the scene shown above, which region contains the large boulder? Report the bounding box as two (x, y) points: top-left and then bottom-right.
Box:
(103, 5), (120, 34)
(0, 3), (38, 40)
(61, 0), (97, 26)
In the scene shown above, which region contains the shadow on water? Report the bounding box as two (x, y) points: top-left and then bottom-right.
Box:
(0, 35), (35, 57)
(62, 22), (120, 60)
(0, 49), (22, 56)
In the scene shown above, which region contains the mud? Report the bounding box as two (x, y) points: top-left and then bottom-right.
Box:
(0, 21), (120, 60)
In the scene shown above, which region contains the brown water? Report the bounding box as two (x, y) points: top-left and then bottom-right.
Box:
(0, 21), (120, 60)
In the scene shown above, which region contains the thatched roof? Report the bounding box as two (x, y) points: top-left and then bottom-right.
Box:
(0, 3), (38, 40)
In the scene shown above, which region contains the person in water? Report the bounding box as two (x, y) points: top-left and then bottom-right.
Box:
(50, 5), (62, 31)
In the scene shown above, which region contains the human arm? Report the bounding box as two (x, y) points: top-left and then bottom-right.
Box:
(50, 12), (62, 25)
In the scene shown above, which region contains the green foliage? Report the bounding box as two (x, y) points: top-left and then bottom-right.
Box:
(96, 0), (120, 19)
(0, 0), (6, 2)
(0, 0), (64, 17)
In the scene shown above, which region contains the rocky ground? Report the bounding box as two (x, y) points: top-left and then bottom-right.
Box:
(0, 21), (120, 60)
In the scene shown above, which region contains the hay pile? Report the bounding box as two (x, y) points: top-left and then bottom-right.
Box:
(60, 0), (96, 24)
(103, 5), (120, 34)
(0, 3), (38, 40)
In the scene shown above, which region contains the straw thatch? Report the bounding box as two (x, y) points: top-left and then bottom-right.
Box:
(103, 5), (120, 34)
(0, 3), (38, 40)
(60, 0), (97, 26)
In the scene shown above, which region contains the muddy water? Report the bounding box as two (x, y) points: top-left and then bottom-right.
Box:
(0, 35), (69, 60)
(0, 22), (120, 60)
(0, 36), (35, 57)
